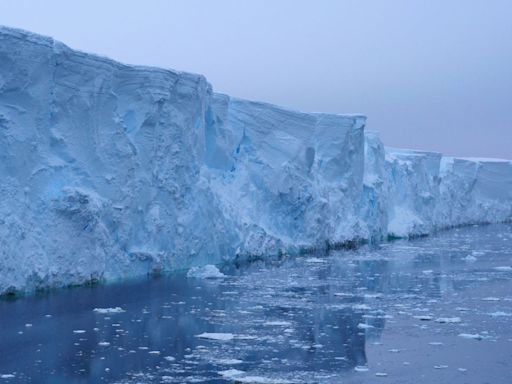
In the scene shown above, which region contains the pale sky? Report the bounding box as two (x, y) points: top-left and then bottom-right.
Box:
(0, 0), (511, 158)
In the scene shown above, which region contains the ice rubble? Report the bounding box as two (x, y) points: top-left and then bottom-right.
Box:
(0, 26), (511, 295)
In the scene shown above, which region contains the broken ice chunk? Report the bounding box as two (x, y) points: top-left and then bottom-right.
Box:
(435, 317), (461, 323)
(93, 307), (126, 314)
(458, 333), (484, 340)
(196, 332), (234, 341)
(187, 265), (226, 279)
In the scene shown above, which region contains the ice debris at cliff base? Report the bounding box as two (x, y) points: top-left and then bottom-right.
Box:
(1, 25), (512, 295)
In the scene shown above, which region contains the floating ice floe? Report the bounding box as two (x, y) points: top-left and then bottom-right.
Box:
(263, 321), (292, 327)
(435, 317), (461, 323)
(458, 333), (485, 340)
(93, 307), (126, 314)
(305, 257), (327, 264)
(488, 311), (512, 317)
(73, 330), (86, 334)
(98, 341), (111, 346)
(375, 372), (388, 377)
(187, 265), (226, 279)
(219, 370), (292, 384)
(357, 323), (374, 329)
(216, 358), (243, 365)
(494, 266), (512, 271)
(196, 333), (234, 341)
(218, 369), (244, 378)
(354, 366), (369, 372)
(334, 293), (355, 298)
(0, 374), (15, 379)
(235, 377), (292, 384)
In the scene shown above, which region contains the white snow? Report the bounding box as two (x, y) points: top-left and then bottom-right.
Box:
(0, 26), (511, 295)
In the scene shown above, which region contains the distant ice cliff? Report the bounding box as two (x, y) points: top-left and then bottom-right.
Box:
(1, 26), (511, 295)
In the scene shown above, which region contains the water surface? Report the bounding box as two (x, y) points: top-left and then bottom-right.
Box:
(1, 224), (512, 383)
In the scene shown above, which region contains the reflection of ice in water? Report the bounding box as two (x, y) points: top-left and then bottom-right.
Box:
(0, 224), (511, 383)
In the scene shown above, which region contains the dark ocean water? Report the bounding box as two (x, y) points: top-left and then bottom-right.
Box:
(1, 224), (512, 383)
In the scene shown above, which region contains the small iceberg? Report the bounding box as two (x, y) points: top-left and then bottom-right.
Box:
(187, 265), (226, 279)
(458, 333), (485, 340)
(196, 332), (234, 341)
(93, 307), (126, 314)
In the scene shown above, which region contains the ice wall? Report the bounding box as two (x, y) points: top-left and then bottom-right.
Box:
(384, 148), (442, 237)
(437, 157), (512, 226)
(0, 27), (365, 294)
(0, 27), (239, 294)
(0, 26), (511, 295)
(363, 133), (512, 239)
(206, 94), (366, 256)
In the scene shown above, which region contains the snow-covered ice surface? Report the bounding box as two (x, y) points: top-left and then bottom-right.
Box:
(1, 223), (512, 383)
(1, 26), (512, 294)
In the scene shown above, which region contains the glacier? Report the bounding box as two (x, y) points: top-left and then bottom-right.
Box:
(0, 26), (511, 295)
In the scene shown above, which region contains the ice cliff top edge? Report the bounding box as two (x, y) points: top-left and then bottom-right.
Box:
(0, 25), (365, 124)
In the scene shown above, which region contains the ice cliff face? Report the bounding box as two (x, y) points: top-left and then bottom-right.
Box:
(0, 26), (511, 295)
(437, 157), (512, 226)
(363, 133), (512, 239)
(0, 27), (239, 293)
(206, 94), (366, 256)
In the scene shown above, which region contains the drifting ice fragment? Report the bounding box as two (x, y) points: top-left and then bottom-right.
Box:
(357, 323), (374, 329)
(187, 265), (226, 279)
(458, 333), (484, 340)
(435, 317), (461, 323)
(196, 333), (234, 341)
(263, 321), (292, 326)
(93, 307), (126, 314)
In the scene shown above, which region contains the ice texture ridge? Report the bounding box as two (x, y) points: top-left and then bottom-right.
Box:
(1, 26), (511, 295)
